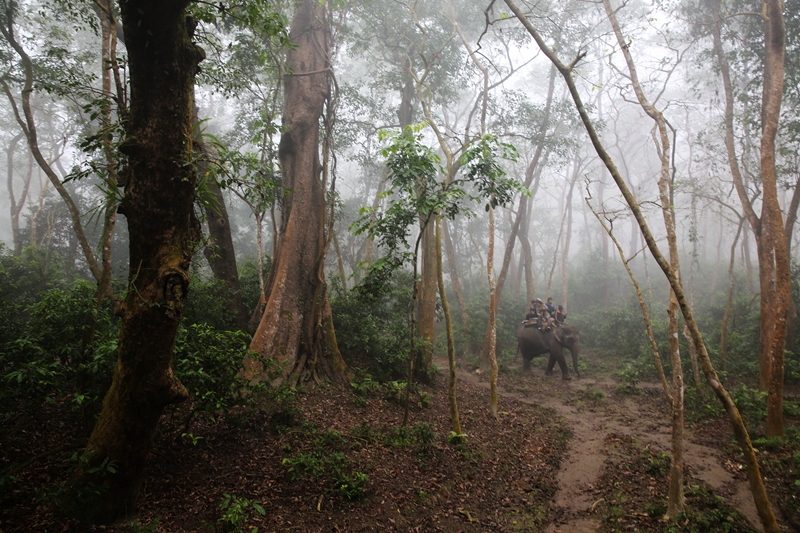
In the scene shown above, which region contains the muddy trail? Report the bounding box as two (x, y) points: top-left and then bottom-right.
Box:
(451, 357), (764, 533)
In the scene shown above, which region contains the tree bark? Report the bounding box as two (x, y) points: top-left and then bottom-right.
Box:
(6, 132), (29, 256)
(443, 218), (469, 329)
(249, 0), (348, 387)
(78, 0), (204, 522)
(437, 216), (462, 434)
(417, 223), (437, 375)
(760, 0), (788, 437)
(784, 176), (800, 352)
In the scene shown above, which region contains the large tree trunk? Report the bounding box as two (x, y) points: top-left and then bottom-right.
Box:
(248, 0), (348, 387)
(78, 1), (204, 522)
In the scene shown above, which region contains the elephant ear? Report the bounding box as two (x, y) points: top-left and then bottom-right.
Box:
(553, 326), (563, 343)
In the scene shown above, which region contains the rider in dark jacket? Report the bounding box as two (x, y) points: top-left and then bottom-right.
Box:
(545, 297), (556, 318)
(555, 305), (567, 324)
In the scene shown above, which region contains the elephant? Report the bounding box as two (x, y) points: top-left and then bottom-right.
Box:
(516, 322), (581, 379)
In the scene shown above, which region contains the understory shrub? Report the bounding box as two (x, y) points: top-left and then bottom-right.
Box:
(281, 429), (369, 501)
(330, 268), (414, 380)
(1, 277), (118, 429)
(171, 324), (262, 434)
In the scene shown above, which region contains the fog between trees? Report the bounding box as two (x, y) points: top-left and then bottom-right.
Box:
(0, 0), (798, 528)
(3, 0), (796, 311)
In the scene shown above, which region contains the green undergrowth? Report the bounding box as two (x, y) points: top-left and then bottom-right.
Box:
(349, 370), (434, 410)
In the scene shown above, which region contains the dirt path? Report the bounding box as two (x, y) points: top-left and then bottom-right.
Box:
(451, 363), (762, 532)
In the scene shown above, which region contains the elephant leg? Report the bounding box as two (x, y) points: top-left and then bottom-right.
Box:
(570, 349), (581, 378)
(547, 350), (571, 380)
(544, 354), (555, 375)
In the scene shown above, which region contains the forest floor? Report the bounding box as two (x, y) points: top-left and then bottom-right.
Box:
(2, 349), (798, 532)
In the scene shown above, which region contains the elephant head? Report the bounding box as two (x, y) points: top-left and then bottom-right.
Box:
(516, 323), (581, 379)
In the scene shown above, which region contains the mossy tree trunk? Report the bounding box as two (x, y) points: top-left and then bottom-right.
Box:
(417, 223), (437, 376)
(201, 176), (248, 331)
(78, 0), (204, 523)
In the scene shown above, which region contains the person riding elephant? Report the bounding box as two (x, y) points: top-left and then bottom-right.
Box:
(516, 322), (581, 379)
(526, 298), (543, 321)
(555, 305), (567, 324)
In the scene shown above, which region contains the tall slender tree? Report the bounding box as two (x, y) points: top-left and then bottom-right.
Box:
(603, 0), (687, 513)
(709, 0), (788, 436)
